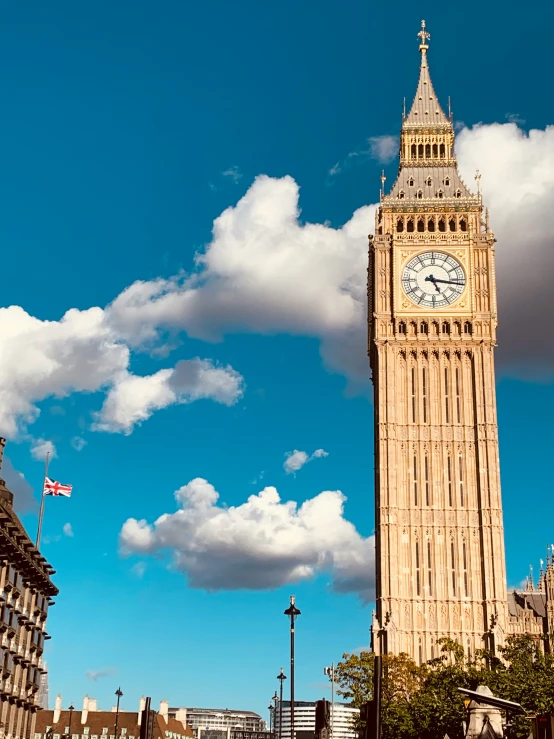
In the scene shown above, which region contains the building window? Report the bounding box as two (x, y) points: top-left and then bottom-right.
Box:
(464, 321), (472, 335)
(463, 541), (469, 596)
(425, 455), (430, 505)
(432, 144), (438, 157)
(451, 541), (456, 595)
(428, 217), (435, 232)
(444, 367), (450, 423)
(422, 367), (428, 423)
(456, 368), (461, 422)
(418, 144), (424, 158)
(454, 189), (462, 198)
(426, 177), (432, 187)
(416, 189), (423, 199)
(444, 177), (450, 186)
(407, 218), (415, 232)
(411, 368), (416, 423)
(449, 218), (456, 232)
(419, 639), (423, 665)
(398, 321), (406, 335)
(411, 144), (417, 158)
(440, 144), (446, 158)
(415, 541), (421, 595)
(447, 456), (453, 507)
(413, 455), (418, 505)
(431, 640), (435, 660)
(425, 144), (431, 158)
(397, 217), (404, 232)
(438, 217), (446, 232)
(408, 177), (414, 187)
(459, 455), (465, 506)
(460, 217), (467, 231)
(442, 321), (450, 335)
(398, 190), (405, 200)
(427, 541), (433, 595)
(420, 321), (428, 335)
(417, 217), (424, 232)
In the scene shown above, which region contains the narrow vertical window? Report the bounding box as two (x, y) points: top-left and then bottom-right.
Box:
(463, 541), (469, 596)
(451, 541), (456, 595)
(444, 367), (450, 423)
(467, 639), (471, 658)
(422, 368), (427, 423)
(424, 456), (430, 506)
(427, 541), (433, 596)
(414, 455), (418, 505)
(431, 641), (435, 660)
(411, 368), (416, 423)
(456, 368), (461, 423)
(415, 541), (421, 595)
(459, 455), (464, 506)
(447, 456), (453, 507)
(418, 640), (423, 665)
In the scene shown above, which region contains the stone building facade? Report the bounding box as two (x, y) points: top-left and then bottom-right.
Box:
(0, 438), (58, 739)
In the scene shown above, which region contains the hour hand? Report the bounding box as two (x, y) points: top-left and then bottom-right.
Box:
(432, 278), (463, 286)
(424, 274), (441, 293)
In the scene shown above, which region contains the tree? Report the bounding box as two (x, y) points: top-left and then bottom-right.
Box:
(335, 636), (554, 739)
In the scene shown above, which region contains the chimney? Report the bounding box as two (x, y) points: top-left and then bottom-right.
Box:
(111, 707), (117, 713)
(54, 695), (62, 724)
(159, 701), (169, 722)
(138, 697), (146, 725)
(88, 700), (98, 712)
(81, 696), (89, 725)
(175, 709), (187, 726)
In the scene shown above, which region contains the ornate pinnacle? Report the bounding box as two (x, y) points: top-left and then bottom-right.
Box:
(417, 20), (430, 51)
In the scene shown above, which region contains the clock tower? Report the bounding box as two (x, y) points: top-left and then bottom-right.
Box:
(368, 22), (508, 662)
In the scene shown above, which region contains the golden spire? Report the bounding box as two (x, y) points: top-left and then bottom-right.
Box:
(417, 19), (430, 52)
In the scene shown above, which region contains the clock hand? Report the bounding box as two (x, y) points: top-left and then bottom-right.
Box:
(424, 274), (441, 293)
(431, 278), (464, 286)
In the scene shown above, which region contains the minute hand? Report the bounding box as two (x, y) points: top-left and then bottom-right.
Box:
(431, 278), (464, 285)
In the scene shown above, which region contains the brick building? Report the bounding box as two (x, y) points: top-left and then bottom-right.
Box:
(35, 697), (194, 739)
(0, 438), (58, 739)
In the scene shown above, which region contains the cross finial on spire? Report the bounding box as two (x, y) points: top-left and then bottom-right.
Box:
(418, 20), (430, 51)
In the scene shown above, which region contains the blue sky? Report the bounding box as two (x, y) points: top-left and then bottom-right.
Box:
(1, 0), (553, 722)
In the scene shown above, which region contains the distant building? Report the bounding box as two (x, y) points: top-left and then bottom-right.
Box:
(0, 437), (58, 739)
(274, 701), (358, 739)
(37, 662), (49, 709)
(36, 697), (194, 739)
(168, 709), (264, 735)
(507, 556), (554, 649)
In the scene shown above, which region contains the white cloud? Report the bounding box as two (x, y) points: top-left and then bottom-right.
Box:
(30, 438), (57, 461)
(131, 561), (147, 578)
(456, 123), (554, 377)
(119, 478), (375, 600)
(222, 165), (243, 183)
(284, 448), (329, 474)
(63, 522), (73, 537)
(71, 436), (87, 451)
(93, 358), (244, 435)
(0, 121), (550, 438)
(368, 135), (398, 164)
(85, 667), (116, 682)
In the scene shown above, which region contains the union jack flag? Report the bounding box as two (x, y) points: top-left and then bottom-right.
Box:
(43, 477), (72, 498)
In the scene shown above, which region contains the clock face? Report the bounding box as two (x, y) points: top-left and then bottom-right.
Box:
(402, 251), (465, 308)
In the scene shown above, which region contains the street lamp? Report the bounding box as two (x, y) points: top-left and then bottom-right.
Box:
(114, 688), (123, 739)
(323, 665), (335, 739)
(268, 703), (273, 734)
(68, 704), (75, 739)
(276, 668), (286, 739)
(272, 693), (278, 736)
(284, 596), (300, 739)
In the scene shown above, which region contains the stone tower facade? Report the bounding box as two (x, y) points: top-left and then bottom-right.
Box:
(368, 22), (508, 663)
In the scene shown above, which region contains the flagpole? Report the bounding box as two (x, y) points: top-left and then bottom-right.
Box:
(35, 452), (50, 550)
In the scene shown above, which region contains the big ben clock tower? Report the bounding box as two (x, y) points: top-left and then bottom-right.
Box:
(368, 22), (508, 663)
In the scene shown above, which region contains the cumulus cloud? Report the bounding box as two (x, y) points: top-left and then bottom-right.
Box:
(284, 448), (329, 474)
(456, 123), (554, 377)
(2, 457), (36, 513)
(30, 438), (57, 461)
(93, 359), (244, 434)
(0, 121), (549, 438)
(63, 522), (73, 537)
(119, 478), (375, 600)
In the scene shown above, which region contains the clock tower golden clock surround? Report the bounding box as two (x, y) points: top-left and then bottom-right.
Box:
(368, 21), (507, 662)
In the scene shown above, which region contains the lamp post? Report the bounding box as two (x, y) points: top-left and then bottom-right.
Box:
(284, 596), (300, 739)
(276, 668), (286, 739)
(323, 665), (335, 739)
(272, 692), (278, 737)
(114, 688), (123, 739)
(68, 704), (75, 739)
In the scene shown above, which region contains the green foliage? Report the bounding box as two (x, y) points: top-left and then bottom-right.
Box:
(334, 635), (554, 739)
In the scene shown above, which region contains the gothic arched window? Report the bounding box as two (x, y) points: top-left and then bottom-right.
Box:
(440, 143), (446, 158)
(444, 177), (450, 186)
(425, 177), (432, 187)
(411, 144), (417, 158)
(454, 189), (462, 199)
(418, 144), (424, 158)
(460, 218), (467, 231)
(428, 217), (435, 232)
(438, 217), (446, 232)
(417, 217), (425, 232)
(416, 189), (423, 200)
(449, 218), (456, 232)
(397, 217), (404, 232)
(425, 143), (431, 158)
(432, 144), (438, 158)
(408, 177), (414, 187)
(407, 218), (415, 233)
